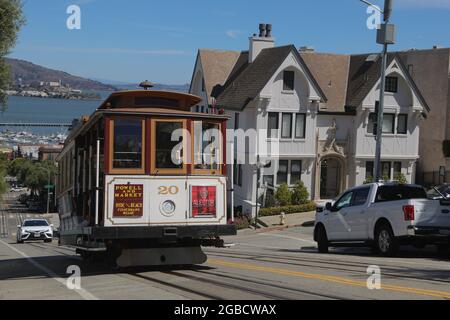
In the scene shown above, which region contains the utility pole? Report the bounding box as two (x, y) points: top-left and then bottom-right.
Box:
(46, 170), (51, 214)
(360, 0), (396, 182)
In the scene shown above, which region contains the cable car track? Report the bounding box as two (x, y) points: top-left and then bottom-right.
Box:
(205, 249), (450, 286)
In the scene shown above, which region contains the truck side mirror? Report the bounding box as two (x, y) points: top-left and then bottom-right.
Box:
(325, 202), (333, 211)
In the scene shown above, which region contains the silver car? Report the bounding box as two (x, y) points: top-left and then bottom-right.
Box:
(17, 219), (53, 243)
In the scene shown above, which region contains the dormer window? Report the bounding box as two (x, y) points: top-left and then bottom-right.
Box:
(283, 71), (295, 91)
(385, 76), (398, 93)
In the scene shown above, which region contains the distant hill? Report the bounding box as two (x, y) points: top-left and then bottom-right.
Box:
(5, 58), (117, 91)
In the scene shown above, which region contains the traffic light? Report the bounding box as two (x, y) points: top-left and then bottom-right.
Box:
(373, 101), (380, 135)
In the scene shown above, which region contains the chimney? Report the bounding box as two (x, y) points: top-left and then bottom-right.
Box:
(249, 23), (275, 63)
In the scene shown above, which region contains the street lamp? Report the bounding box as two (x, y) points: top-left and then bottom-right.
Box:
(359, 0), (396, 182)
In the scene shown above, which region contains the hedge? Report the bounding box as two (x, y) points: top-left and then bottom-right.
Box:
(258, 201), (316, 217)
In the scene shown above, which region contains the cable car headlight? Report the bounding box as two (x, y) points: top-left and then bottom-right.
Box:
(160, 200), (176, 216)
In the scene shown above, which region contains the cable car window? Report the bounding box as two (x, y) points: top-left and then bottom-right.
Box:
(152, 120), (186, 172)
(193, 121), (221, 173)
(112, 119), (144, 171)
(134, 97), (179, 108)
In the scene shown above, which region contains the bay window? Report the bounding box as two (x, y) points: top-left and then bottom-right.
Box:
(277, 160), (288, 185)
(295, 113), (306, 139)
(281, 113), (292, 139)
(397, 114), (408, 134)
(267, 112), (279, 138)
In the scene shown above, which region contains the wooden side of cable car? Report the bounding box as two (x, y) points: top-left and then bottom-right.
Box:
(55, 90), (235, 267)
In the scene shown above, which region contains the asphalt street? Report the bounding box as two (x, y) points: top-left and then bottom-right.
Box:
(0, 193), (449, 300)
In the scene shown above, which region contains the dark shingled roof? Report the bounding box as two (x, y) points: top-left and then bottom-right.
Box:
(196, 45), (430, 113)
(215, 45), (327, 111)
(346, 53), (430, 112)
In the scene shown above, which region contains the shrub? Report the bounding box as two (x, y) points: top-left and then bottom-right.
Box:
(259, 202), (316, 217)
(275, 183), (292, 206)
(363, 176), (373, 184)
(394, 172), (408, 184)
(231, 216), (252, 230)
(291, 181), (309, 205)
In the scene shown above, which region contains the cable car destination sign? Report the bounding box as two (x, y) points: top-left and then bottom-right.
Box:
(113, 184), (144, 217)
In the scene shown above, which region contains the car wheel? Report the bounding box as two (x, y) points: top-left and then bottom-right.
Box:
(316, 225), (329, 253)
(375, 223), (398, 257)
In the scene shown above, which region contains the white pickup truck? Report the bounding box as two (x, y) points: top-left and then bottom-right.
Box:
(314, 183), (450, 256)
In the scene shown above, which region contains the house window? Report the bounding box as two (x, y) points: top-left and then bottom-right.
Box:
(234, 113), (240, 129)
(195, 106), (199, 113)
(381, 161), (391, 179)
(277, 160), (288, 185)
(267, 112), (279, 138)
(290, 160), (302, 185)
(111, 119), (145, 173)
(281, 113), (292, 139)
(366, 161), (374, 180)
(385, 76), (398, 93)
(397, 114), (408, 134)
(233, 158), (243, 187)
(394, 161), (402, 176)
(382, 114), (395, 134)
(295, 113), (306, 139)
(263, 175), (274, 187)
(283, 71), (295, 91)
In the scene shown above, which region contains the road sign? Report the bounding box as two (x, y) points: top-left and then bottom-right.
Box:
(44, 185), (54, 189)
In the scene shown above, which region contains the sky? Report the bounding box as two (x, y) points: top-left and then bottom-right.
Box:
(8, 0), (450, 84)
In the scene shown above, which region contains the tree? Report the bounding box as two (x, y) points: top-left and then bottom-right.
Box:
(275, 183), (292, 206)
(291, 181), (310, 205)
(0, 0), (25, 109)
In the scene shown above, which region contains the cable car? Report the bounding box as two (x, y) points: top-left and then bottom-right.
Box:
(55, 88), (235, 267)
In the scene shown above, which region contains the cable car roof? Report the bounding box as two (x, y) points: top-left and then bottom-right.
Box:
(99, 90), (203, 111)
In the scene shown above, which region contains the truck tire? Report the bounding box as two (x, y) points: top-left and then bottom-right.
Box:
(375, 223), (399, 257)
(316, 225), (329, 254)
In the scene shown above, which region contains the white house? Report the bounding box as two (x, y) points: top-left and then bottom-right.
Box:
(189, 24), (430, 216)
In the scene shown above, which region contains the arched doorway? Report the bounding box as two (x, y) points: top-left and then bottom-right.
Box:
(320, 157), (342, 199)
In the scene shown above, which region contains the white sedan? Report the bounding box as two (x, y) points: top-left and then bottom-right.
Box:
(17, 219), (53, 243)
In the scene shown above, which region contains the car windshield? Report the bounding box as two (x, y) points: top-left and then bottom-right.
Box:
(23, 220), (49, 227)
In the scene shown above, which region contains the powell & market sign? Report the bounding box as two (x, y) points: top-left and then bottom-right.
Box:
(113, 184), (144, 217)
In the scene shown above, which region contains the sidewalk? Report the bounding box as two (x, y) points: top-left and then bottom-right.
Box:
(237, 211), (316, 235)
